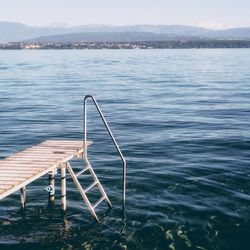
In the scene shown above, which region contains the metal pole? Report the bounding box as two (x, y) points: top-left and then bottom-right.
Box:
(20, 186), (26, 209)
(84, 98), (88, 158)
(48, 172), (55, 203)
(83, 95), (126, 206)
(61, 164), (66, 211)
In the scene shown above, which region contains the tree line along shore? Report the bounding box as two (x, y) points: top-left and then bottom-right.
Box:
(1, 40), (250, 49)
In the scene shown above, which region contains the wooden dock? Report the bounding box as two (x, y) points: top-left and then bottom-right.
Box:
(0, 140), (89, 200)
(0, 140), (88, 203)
(0, 139), (112, 220)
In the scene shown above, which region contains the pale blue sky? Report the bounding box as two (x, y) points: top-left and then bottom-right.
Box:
(1, 0), (250, 29)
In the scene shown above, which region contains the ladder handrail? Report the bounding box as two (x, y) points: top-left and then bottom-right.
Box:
(83, 95), (126, 207)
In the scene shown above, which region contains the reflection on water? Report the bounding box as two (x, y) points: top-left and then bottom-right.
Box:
(0, 49), (250, 249)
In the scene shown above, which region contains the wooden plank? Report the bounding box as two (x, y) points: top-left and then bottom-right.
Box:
(0, 160), (53, 164)
(29, 143), (84, 147)
(0, 164), (50, 169)
(0, 167), (35, 172)
(10, 151), (72, 155)
(37, 142), (83, 146)
(0, 162), (51, 167)
(0, 180), (22, 185)
(7, 151), (70, 155)
(0, 183), (15, 187)
(4, 156), (68, 161)
(0, 162), (57, 166)
(1, 159), (62, 164)
(0, 161), (57, 165)
(0, 180), (21, 186)
(0, 172), (40, 178)
(3, 150), (80, 158)
(24, 153), (78, 158)
(23, 148), (76, 153)
(2, 157), (59, 162)
(2, 165), (56, 171)
(27, 144), (83, 152)
(0, 169), (38, 173)
(42, 140), (84, 143)
(0, 168), (35, 171)
(40, 143), (84, 147)
(0, 184), (13, 190)
(5, 155), (66, 159)
(0, 161), (51, 165)
(0, 173), (32, 177)
(41, 142), (83, 146)
(0, 155), (59, 160)
(0, 176), (27, 181)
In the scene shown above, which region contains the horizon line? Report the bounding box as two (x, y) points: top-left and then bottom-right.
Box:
(1, 20), (250, 31)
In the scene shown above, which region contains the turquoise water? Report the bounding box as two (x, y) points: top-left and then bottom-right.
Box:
(0, 49), (250, 250)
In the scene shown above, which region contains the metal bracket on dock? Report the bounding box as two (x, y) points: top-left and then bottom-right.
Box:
(48, 168), (57, 175)
(75, 152), (84, 159)
(45, 185), (55, 195)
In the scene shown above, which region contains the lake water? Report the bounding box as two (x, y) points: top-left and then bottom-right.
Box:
(0, 49), (250, 250)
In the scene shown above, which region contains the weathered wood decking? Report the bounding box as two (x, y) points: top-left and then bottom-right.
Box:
(0, 140), (91, 201)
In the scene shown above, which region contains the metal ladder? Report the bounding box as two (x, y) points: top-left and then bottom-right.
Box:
(66, 95), (126, 221)
(66, 157), (112, 221)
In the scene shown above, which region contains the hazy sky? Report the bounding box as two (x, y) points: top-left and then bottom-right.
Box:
(1, 0), (250, 29)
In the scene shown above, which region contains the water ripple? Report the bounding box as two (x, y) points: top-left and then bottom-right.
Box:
(0, 49), (250, 249)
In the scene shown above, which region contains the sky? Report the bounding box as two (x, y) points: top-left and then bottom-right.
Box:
(0, 0), (250, 29)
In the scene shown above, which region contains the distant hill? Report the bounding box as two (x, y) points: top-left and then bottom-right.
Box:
(26, 32), (204, 43)
(0, 22), (115, 42)
(1, 22), (250, 42)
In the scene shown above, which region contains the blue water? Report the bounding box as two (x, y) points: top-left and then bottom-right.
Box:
(0, 49), (250, 250)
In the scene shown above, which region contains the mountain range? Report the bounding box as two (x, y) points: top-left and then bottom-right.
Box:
(1, 22), (250, 42)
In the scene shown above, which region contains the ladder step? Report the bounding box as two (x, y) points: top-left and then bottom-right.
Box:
(84, 180), (98, 193)
(76, 166), (90, 177)
(93, 196), (106, 209)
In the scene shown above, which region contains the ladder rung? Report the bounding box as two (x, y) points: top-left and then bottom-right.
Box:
(76, 166), (90, 177)
(93, 196), (106, 209)
(84, 180), (98, 193)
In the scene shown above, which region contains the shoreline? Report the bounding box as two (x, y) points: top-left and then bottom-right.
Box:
(1, 40), (250, 50)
